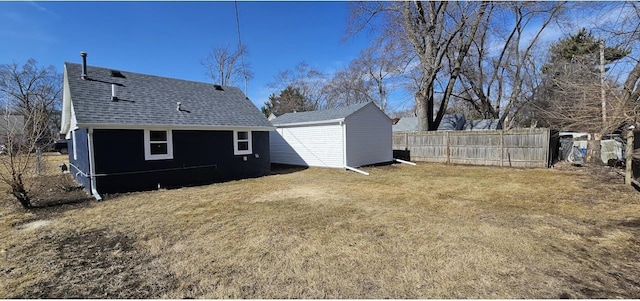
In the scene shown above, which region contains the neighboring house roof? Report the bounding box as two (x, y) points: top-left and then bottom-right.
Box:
(437, 114), (466, 130)
(392, 116), (419, 132)
(0, 113), (62, 138)
(61, 62), (272, 133)
(0, 115), (25, 136)
(0, 114), (24, 137)
(463, 119), (502, 130)
(392, 114), (467, 132)
(271, 102), (377, 126)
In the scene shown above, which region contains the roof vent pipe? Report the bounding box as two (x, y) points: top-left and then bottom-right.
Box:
(111, 84), (118, 101)
(80, 52), (88, 80)
(176, 102), (190, 113)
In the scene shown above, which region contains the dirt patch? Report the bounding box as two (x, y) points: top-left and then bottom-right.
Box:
(250, 186), (345, 203)
(12, 228), (178, 299)
(14, 220), (52, 231)
(552, 161), (626, 185)
(28, 173), (94, 208)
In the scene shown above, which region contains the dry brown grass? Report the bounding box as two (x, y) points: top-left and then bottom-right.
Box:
(1, 157), (640, 298)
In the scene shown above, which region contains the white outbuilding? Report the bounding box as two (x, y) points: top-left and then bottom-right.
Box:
(270, 102), (393, 171)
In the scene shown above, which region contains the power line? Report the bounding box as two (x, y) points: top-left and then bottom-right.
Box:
(234, 1), (248, 97)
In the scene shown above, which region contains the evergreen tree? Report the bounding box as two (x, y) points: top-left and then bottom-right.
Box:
(260, 86), (314, 117)
(533, 29), (629, 132)
(547, 28), (628, 66)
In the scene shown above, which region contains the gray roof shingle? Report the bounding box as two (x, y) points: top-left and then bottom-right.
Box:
(392, 114), (466, 132)
(392, 117), (419, 132)
(271, 102), (371, 125)
(463, 119), (502, 130)
(65, 62), (272, 129)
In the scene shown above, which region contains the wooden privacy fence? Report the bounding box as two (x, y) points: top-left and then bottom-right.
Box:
(393, 128), (556, 168)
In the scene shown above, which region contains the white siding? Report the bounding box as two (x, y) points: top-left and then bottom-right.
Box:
(270, 123), (344, 168)
(345, 103), (393, 167)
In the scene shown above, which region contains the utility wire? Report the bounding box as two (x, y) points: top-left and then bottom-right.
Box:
(234, 0), (248, 97)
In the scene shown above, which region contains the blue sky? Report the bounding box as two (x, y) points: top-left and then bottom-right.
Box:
(2, 2), (635, 115)
(0, 1), (377, 109)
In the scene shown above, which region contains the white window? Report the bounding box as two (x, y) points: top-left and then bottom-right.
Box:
(144, 129), (173, 160)
(72, 130), (77, 160)
(233, 130), (252, 155)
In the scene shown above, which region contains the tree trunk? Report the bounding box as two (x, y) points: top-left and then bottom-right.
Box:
(427, 93), (436, 131)
(11, 174), (31, 209)
(585, 134), (603, 164)
(416, 91), (429, 131)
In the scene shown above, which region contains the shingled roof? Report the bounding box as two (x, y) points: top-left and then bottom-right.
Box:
(392, 114), (467, 132)
(62, 62), (272, 132)
(271, 102), (372, 125)
(463, 119), (502, 130)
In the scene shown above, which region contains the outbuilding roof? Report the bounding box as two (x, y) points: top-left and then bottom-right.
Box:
(62, 62), (272, 132)
(271, 102), (373, 125)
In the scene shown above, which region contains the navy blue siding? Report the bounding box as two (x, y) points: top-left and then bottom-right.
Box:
(91, 129), (270, 194)
(68, 129), (91, 192)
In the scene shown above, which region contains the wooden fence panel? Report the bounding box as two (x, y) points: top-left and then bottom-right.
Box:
(392, 134), (407, 150)
(449, 131), (502, 166)
(407, 132), (448, 162)
(393, 128), (553, 168)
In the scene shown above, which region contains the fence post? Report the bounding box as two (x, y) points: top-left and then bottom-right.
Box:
(446, 131), (450, 164)
(627, 130), (634, 186)
(500, 131), (504, 167)
(405, 132), (408, 151)
(543, 129), (550, 168)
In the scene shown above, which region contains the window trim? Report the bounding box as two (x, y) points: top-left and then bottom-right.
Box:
(233, 130), (252, 155)
(144, 129), (173, 160)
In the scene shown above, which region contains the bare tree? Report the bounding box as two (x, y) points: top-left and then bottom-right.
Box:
(0, 108), (52, 208)
(532, 64), (623, 133)
(321, 62), (374, 109)
(0, 59), (61, 139)
(353, 41), (409, 112)
(320, 37), (410, 111)
(529, 2), (640, 164)
(389, 104), (418, 119)
(610, 2), (640, 114)
(455, 2), (566, 129)
(202, 44), (253, 87)
(349, 1), (489, 130)
(268, 62), (326, 110)
(0, 59), (61, 208)
(533, 21), (636, 132)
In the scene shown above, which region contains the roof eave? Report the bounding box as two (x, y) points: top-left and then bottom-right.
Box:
(76, 123), (275, 131)
(272, 118), (346, 127)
